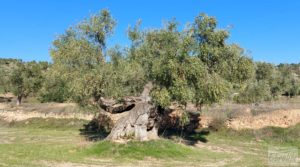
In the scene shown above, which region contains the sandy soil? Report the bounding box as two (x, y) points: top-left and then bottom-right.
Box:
(1, 102), (300, 130)
(228, 109), (300, 130)
(0, 103), (94, 121)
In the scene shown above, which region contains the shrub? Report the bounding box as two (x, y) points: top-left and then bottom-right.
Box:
(235, 80), (272, 104)
(208, 112), (228, 131)
(38, 76), (71, 103)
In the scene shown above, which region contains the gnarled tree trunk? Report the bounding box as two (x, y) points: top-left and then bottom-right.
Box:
(99, 82), (159, 141)
(106, 102), (158, 141)
(96, 82), (200, 142)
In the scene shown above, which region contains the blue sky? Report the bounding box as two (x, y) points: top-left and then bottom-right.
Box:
(0, 0), (299, 64)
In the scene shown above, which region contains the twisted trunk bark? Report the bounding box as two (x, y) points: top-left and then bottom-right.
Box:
(97, 82), (200, 142)
(99, 82), (159, 141)
(106, 102), (158, 141)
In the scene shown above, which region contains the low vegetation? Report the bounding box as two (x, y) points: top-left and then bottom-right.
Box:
(0, 118), (298, 166)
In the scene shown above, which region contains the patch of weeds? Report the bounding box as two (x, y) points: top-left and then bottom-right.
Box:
(208, 113), (227, 131)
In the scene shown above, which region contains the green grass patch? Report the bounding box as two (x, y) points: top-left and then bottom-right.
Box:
(210, 123), (300, 147)
(0, 117), (298, 166)
(0, 125), (233, 167)
(83, 139), (232, 165)
(0, 118), (88, 130)
(0, 143), (83, 167)
(85, 140), (196, 160)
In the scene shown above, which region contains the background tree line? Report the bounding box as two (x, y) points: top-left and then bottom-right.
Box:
(0, 10), (299, 107)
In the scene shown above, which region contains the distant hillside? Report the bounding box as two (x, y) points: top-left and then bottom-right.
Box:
(278, 63), (300, 76)
(0, 58), (20, 70)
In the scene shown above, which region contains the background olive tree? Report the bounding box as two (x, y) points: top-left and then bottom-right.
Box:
(9, 61), (47, 105)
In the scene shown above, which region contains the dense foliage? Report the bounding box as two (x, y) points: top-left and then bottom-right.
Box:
(235, 62), (300, 103)
(9, 61), (48, 105)
(0, 59), (20, 93)
(0, 10), (299, 107)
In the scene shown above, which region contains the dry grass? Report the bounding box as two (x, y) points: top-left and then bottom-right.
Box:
(202, 96), (300, 118)
(250, 96), (300, 115)
(200, 96), (300, 130)
(1, 101), (96, 115)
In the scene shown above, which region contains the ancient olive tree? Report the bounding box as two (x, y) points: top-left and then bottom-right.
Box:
(50, 10), (256, 141)
(107, 15), (252, 140)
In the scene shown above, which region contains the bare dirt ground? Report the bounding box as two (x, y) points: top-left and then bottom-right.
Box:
(0, 103), (94, 122)
(1, 102), (300, 130)
(199, 108), (300, 130)
(0, 101), (299, 166)
(228, 109), (300, 130)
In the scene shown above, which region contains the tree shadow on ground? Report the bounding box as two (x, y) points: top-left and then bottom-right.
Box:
(79, 110), (210, 144)
(79, 120), (211, 144)
(79, 120), (110, 141)
(159, 128), (210, 146)
(80, 112), (114, 141)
